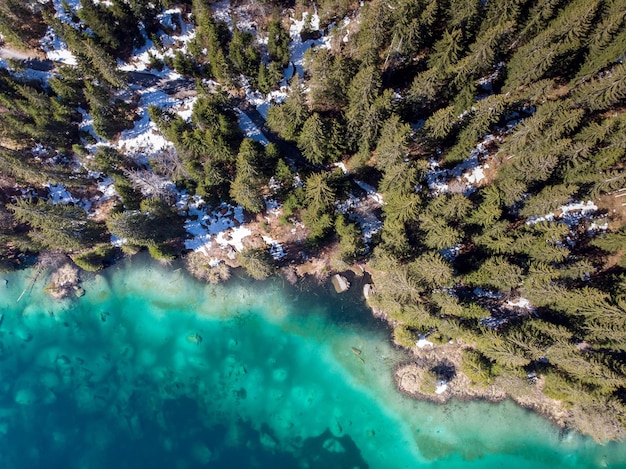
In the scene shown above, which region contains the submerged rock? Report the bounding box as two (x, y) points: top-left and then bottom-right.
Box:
(14, 388), (37, 406)
(186, 333), (203, 345)
(331, 274), (350, 293)
(323, 438), (346, 453)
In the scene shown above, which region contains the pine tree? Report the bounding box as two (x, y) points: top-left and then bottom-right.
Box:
(238, 247), (274, 279)
(379, 163), (419, 195)
(574, 62), (626, 111)
(409, 251), (454, 288)
(298, 113), (328, 164)
(229, 28), (261, 80)
(465, 256), (523, 292)
(267, 19), (290, 67)
(380, 218), (412, 258)
(305, 172), (335, 214)
(230, 139), (265, 213)
(383, 190), (421, 224)
(335, 214), (365, 261)
(474, 221), (516, 255)
(346, 65), (386, 149)
(427, 28), (464, 73)
(353, 0), (395, 65)
(574, 0), (626, 84)
(106, 199), (184, 247)
(423, 105), (460, 141)
(519, 184), (578, 219)
(266, 75), (310, 141)
(375, 115), (412, 170)
(9, 199), (102, 251)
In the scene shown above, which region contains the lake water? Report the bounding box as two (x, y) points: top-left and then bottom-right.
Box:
(0, 256), (624, 468)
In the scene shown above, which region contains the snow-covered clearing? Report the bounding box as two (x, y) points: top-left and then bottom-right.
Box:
(44, 182), (95, 213)
(117, 88), (174, 158)
(246, 88), (288, 120)
(286, 12), (331, 81)
(415, 336), (434, 348)
(506, 297), (535, 312)
(178, 195), (252, 256)
(40, 27), (77, 65)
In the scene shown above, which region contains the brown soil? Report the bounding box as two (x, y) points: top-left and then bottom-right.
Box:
(597, 191), (626, 228)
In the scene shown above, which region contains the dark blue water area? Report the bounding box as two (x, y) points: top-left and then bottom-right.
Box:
(0, 394), (367, 469)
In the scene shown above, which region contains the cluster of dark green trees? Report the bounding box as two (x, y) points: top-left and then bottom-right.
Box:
(310, 0), (626, 436)
(1, 0), (626, 438)
(175, 0), (289, 92)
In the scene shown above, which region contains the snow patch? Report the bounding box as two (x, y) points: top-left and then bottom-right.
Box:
(526, 201), (599, 227)
(440, 244), (462, 261)
(40, 27), (77, 65)
(415, 336), (434, 348)
(473, 287), (502, 299)
(262, 235), (286, 260)
(426, 135), (495, 195)
(236, 109), (269, 145)
(180, 195), (250, 253)
(506, 297), (534, 311)
(355, 180), (384, 205)
(46, 183), (77, 205)
(287, 12), (329, 81)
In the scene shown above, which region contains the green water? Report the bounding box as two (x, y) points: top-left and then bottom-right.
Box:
(0, 256), (624, 468)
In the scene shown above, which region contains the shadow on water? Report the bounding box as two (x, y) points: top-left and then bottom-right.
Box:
(2, 390), (368, 469)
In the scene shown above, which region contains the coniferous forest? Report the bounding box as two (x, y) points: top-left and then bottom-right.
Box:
(1, 0), (626, 441)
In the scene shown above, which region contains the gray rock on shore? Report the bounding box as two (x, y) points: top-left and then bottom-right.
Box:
(331, 274), (350, 293)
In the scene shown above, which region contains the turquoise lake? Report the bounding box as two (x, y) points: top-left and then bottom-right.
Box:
(1, 256), (625, 468)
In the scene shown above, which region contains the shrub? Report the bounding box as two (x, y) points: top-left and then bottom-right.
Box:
(148, 243), (176, 261)
(393, 325), (417, 348)
(238, 247), (274, 280)
(72, 244), (114, 272)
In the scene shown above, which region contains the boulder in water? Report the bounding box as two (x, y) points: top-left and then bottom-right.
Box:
(331, 274), (350, 293)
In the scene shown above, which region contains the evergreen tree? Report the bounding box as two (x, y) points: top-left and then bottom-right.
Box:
(266, 75), (310, 141)
(0, 0), (46, 49)
(229, 28), (261, 81)
(298, 113), (329, 164)
(238, 247), (274, 279)
(106, 199), (184, 248)
(267, 19), (290, 67)
(230, 139), (265, 213)
(304, 172), (335, 214)
(375, 115), (412, 171)
(9, 199), (103, 251)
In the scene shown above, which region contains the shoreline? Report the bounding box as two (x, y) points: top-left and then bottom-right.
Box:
(27, 251), (626, 443)
(379, 315), (625, 444)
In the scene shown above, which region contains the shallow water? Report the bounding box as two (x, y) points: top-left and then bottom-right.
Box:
(0, 256), (625, 469)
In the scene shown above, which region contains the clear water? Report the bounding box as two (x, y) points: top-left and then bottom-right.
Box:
(0, 256), (625, 469)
